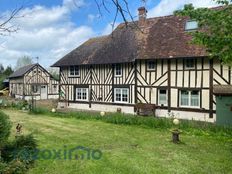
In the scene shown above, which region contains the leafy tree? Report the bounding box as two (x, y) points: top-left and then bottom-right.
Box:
(3, 66), (13, 76)
(15, 56), (34, 70)
(0, 64), (4, 74)
(174, 0), (232, 65)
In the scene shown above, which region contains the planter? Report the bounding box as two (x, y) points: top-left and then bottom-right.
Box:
(171, 129), (181, 143)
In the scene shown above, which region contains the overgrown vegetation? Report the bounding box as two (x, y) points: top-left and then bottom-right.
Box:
(175, 0), (232, 64)
(0, 64), (13, 90)
(0, 111), (37, 174)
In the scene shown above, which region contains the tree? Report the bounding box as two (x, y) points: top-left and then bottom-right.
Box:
(3, 66), (13, 76)
(15, 56), (34, 70)
(174, 0), (232, 65)
(0, 64), (4, 74)
(0, 6), (23, 36)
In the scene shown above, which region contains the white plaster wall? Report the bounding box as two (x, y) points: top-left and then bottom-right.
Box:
(60, 102), (135, 114)
(156, 109), (216, 123)
(48, 94), (59, 99)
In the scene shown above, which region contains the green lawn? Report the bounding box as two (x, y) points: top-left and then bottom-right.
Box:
(2, 109), (232, 174)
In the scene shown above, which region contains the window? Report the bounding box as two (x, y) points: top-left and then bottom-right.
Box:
(158, 89), (167, 106)
(180, 90), (200, 107)
(185, 20), (198, 31)
(114, 88), (129, 103)
(69, 66), (79, 76)
(115, 64), (122, 77)
(76, 88), (88, 101)
(147, 60), (155, 70)
(32, 85), (39, 93)
(185, 58), (195, 69)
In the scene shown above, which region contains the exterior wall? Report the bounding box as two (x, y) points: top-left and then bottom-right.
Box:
(58, 57), (232, 122)
(9, 64), (59, 100)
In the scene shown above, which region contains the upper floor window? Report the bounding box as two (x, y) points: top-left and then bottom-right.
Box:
(180, 90), (199, 107)
(185, 58), (195, 69)
(69, 66), (79, 77)
(185, 20), (198, 31)
(115, 64), (122, 77)
(147, 60), (156, 70)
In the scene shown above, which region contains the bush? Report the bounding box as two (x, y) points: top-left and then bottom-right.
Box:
(0, 111), (11, 145)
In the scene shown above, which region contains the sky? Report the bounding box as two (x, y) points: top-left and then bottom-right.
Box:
(0, 0), (219, 69)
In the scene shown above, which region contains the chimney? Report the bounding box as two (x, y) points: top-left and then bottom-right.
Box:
(138, 7), (147, 22)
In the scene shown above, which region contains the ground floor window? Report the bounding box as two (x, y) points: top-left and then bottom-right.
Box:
(76, 88), (88, 101)
(180, 90), (200, 107)
(114, 88), (129, 103)
(158, 89), (167, 106)
(32, 85), (39, 93)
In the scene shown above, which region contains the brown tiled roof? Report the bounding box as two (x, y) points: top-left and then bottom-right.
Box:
(213, 85), (232, 95)
(9, 64), (37, 78)
(52, 15), (206, 67)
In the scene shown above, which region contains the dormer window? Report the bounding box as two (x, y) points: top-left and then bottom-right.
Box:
(69, 66), (79, 77)
(185, 20), (198, 31)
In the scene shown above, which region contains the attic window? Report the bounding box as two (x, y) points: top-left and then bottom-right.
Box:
(69, 66), (79, 77)
(185, 20), (198, 31)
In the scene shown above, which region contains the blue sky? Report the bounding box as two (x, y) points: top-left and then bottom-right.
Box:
(0, 0), (219, 69)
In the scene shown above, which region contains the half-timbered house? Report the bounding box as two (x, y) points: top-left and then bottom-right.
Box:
(52, 7), (231, 122)
(9, 63), (59, 100)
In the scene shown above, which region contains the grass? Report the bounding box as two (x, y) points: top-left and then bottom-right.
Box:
(2, 109), (232, 174)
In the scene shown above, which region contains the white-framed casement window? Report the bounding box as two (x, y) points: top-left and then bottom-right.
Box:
(114, 88), (129, 103)
(69, 66), (80, 77)
(115, 64), (122, 77)
(147, 60), (156, 70)
(158, 89), (167, 106)
(185, 58), (195, 69)
(185, 20), (198, 31)
(76, 88), (88, 101)
(180, 90), (200, 107)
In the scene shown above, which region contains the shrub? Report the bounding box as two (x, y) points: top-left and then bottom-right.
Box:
(0, 111), (11, 146)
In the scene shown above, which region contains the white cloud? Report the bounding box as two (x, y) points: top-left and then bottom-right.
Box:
(0, 0), (94, 68)
(148, 0), (219, 17)
(101, 22), (119, 35)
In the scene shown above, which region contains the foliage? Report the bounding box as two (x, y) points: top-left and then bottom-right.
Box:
(0, 111), (37, 174)
(174, 1), (232, 65)
(0, 111), (11, 146)
(0, 66), (13, 90)
(15, 56), (34, 70)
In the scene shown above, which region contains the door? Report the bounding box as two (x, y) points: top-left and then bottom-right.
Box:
(40, 85), (47, 99)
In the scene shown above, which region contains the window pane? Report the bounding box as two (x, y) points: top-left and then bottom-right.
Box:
(185, 21), (198, 30)
(148, 61), (155, 70)
(74, 66), (79, 76)
(70, 66), (74, 75)
(181, 90), (189, 106)
(159, 90), (167, 105)
(191, 91), (199, 106)
(122, 89), (128, 102)
(186, 59), (195, 68)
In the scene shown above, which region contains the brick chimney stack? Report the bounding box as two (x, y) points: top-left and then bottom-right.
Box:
(138, 7), (147, 22)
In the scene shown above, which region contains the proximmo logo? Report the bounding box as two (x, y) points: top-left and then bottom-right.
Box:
(13, 145), (102, 161)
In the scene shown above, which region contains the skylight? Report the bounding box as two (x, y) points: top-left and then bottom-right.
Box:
(185, 20), (198, 31)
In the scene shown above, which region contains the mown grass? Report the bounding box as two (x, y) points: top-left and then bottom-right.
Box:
(2, 109), (232, 174)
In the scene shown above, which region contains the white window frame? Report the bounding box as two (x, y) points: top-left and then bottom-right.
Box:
(115, 64), (122, 77)
(158, 89), (167, 106)
(185, 58), (195, 69)
(69, 66), (80, 77)
(147, 60), (156, 70)
(185, 20), (198, 31)
(114, 88), (129, 103)
(76, 88), (88, 101)
(180, 90), (200, 108)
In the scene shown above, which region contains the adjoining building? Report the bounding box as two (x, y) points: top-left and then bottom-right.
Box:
(9, 63), (59, 100)
(52, 7), (232, 122)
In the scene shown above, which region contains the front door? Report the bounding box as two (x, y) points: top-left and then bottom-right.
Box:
(40, 85), (47, 99)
